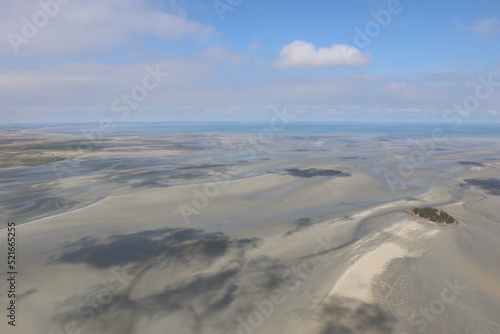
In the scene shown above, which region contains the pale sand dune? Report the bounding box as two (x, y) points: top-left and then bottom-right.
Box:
(328, 242), (408, 301)
(326, 218), (441, 302)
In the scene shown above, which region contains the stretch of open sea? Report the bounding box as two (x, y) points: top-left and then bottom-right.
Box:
(3, 122), (500, 138)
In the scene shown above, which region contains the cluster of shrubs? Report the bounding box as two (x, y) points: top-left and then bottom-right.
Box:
(411, 207), (456, 225)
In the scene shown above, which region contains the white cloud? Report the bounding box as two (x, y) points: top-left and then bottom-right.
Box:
(201, 45), (248, 66)
(458, 17), (500, 35)
(378, 81), (444, 102)
(0, 60), (213, 113)
(0, 0), (213, 58)
(2, 59), (500, 123)
(248, 38), (260, 51)
(275, 40), (370, 69)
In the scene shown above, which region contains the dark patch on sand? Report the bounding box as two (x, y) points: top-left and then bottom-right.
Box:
(459, 161), (484, 167)
(318, 297), (395, 334)
(285, 217), (313, 236)
(136, 257), (286, 318)
(55, 227), (260, 268)
(177, 163), (228, 170)
(285, 168), (350, 178)
(53, 236), (288, 334)
(464, 178), (500, 195)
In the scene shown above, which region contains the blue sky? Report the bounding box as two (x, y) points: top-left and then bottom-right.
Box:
(1, 0), (500, 123)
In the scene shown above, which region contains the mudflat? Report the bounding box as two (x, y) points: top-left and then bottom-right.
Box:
(1, 129), (500, 334)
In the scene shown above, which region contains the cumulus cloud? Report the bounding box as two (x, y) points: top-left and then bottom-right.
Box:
(0, 0), (213, 58)
(457, 17), (500, 35)
(275, 40), (370, 69)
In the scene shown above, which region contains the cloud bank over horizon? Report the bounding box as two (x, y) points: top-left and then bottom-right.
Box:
(1, 0), (500, 123)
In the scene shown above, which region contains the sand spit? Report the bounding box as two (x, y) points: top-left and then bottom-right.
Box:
(328, 242), (408, 301)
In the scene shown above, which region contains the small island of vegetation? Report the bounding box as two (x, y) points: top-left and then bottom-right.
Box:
(405, 207), (458, 226)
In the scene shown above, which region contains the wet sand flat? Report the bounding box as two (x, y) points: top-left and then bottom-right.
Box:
(1, 130), (500, 334)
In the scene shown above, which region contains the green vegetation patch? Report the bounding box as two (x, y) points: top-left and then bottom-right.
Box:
(407, 207), (457, 225)
(0, 136), (102, 169)
(23, 139), (107, 151)
(0, 156), (68, 168)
